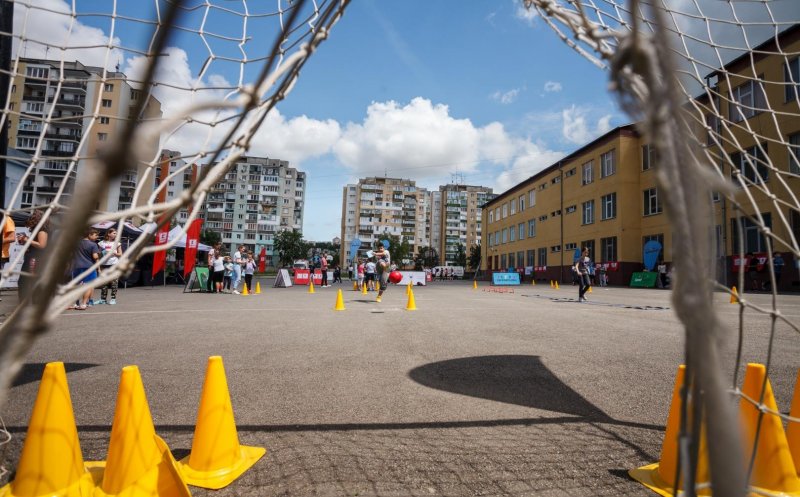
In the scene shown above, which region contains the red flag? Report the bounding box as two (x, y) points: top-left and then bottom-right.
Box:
(184, 219), (203, 278)
(258, 246), (267, 273)
(151, 223), (170, 278)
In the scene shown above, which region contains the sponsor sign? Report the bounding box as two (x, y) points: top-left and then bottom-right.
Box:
(492, 272), (521, 286)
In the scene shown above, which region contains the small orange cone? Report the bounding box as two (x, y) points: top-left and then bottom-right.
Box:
(308, 280), (315, 294)
(550, 280), (554, 288)
(531, 279), (535, 286)
(730, 286), (739, 304)
(334, 289), (346, 311)
(406, 288), (417, 311)
(241, 282), (250, 296)
(178, 356), (266, 489)
(353, 280), (358, 291)
(555, 281), (560, 290)
(787, 368), (800, 472)
(90, 365), (190, 497)
(740, 363), (800, 494)
(255, 281), (261, 294)
(362, 282), (368, 295)
(473, 280), (477, 290)
(0, 362), (95, 497)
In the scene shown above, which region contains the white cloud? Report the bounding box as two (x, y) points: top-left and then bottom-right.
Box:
(515, 2), (538, 25)
(561, 105), (613, 145)
(13, 0), (124, 70)
(544, 81), (562, 93)
(490, 88), (521, 105)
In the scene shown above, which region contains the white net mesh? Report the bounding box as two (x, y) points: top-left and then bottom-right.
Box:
(0, 0), (349, 422)
(524, 1), (799, 495)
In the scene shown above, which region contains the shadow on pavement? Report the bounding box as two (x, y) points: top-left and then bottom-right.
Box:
(408, 355), (611, 420)
(12, 362), (100, 387)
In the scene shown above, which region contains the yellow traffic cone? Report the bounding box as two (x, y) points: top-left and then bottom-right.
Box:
(406, 281), (412, 296)
(178, 357), (266, 489)
(308, 280), (315, 294)
(362, 282), (367, 295)
(353, 280), (358, 291)
(473, 280), (477, 290)
(730, 286), (739, 304)
(550, 280), (554, 288)
(555, 281), (560, 290)
(241, 282), (249, 296)
(629, 365), (710, 494)
(740, 363), (800, 494)
(406, 288), (417, 311)
(334, 289), (346, 311)
(787, 368), (800, 472)
(0, 362), (95, 497)
(587, 285), (592, 293)
(531, 279), (535, 286)
(255, 281), (261, 294)
(91, 365), (190, 497)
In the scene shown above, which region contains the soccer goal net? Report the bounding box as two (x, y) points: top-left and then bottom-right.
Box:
(0, 0), (349, 415)
(524, 1), (799, 495)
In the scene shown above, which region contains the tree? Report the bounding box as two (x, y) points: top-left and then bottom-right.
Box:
(414, 246), (439, 270)
(200, 229), (220, 247)
(273, 229), (307, 267)
(468, 244), (482, 270)
(381, 234), (411, 269)
(455, 244), (467, 268)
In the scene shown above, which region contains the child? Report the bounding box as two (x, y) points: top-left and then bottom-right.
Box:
(244, 253), (256, 293)
(212, 253), (225, 293)
(223, 256), (233, 292)
(357, 259), (365, 290)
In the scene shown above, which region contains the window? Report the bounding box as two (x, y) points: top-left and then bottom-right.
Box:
(495, 207), (500, 221)
(729, 78), (766, 122)
(600, 150), (616, 178)
(24, 102), (44, 113)
(551, 210), (561, 217)
(101, 99), (112, 108)
(538, 183), (547, 191)
(528, 219), (536, 238)
(643, 188), (662, 216)
(10, 84), (15, 93)
(510, 200), (516, 215)
(643, 234), (665, 263)
(502, 204), (507, 218)
(565, 205), (576, 214)
(16, 137), (38, 149)
(642, 144), (656, 171)
(551, 176), (561, 184)
(565, 242), (577, 251)
(502, 228), (508, 243)
(706, 112), (722, 146)
(529, 190), (536, 206)
(510, 226), (516, 242)
(537, 248), (547, 267)
(600, 236), (617, 262)
(790, 133), (800, 175)
(527, 250), (535, 266)
(601, 192), (616, 220)
(131, 90), (140, 100)
(565, 168), (576, 177)
(538, 215), (547, 222)
(786, 57), (799, 102)
(519, 195), (525, 212)
(582, 200), (595, 225)
(500, 254), (507, 269)
(518, 222), (525, 241)
(494, 231), (499, 245)
(508, 253), (515, 268)
(731, 213), (772, 253)
(104, 83), (114, 92)
(26, 66), (49, 79)
(730, 144), (769, 185)
(551, 245), (561, 253)
(97, 132), (108, 141)
(582, 161), (594, 185)
(489, 210), (494, 223)
(99, 117), (110, 124)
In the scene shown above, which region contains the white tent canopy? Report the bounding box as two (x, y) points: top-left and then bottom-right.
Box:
(133, 223), (212, 251)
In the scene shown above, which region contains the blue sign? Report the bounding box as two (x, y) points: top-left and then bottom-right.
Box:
(349, 238), (362, 259)
(573, 247), (582, 263)
(643, 240), (662, 271)
(492, 272), (521, 286)
(381, 239), (390, 249)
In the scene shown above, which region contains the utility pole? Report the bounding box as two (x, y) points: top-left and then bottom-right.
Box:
(0, 0), (13, 209)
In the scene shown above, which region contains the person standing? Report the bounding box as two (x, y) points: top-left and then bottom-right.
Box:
(244, 253), (256, 292)
(333, 265), (342, 284)
(71, 229), (102, 310)
(320, 251), (329, 287)
(97, 228), (123, 304)
(231, 244), (244, 294)
(17, 210), (49, 299)
(771, 252), (785, 291)
(2, 214), (15, 268)
(357, 259), (365, 290)
(574, 247), (591, 302)
(365, 258), (376, 291)
(206, 242), (219, 293)
(374, 243), (391, 303)
(211, 251), (225, 293)
(657, 262), (668, 289)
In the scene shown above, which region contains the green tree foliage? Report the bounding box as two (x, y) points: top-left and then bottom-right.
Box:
(273, 229), (308, 267)
(200, 229), (221, 247)
(414, 246), (439, 270)
(455, 244), (467, 268)
(468, 244), (482, 270)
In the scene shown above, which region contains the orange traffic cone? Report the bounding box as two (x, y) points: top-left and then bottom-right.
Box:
(740, 363), (800, 494)
(531, 279), (535, 286)
(787, 368), (800, 472)
(90, 365), (190, 497)
(406, 288), (417, 311)
(334, 289), (346, 311)
(178, 356), (266, 489)
(255, 281), (261, 294)
(550, 280), (554, 288)
(353, 280), (358, 291)
(0, 362), (95, 497)
(587, 285), (592, 293)
(730, 286), (739, 304)
(308, 280), (315, 294)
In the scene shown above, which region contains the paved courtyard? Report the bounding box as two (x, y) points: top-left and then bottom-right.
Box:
(1, 280), (798, 496)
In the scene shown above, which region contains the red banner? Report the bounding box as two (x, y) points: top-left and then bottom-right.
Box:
(292, 268), (324, 285)
(732, 253), (768, 273)
(258, 246), (266, 273)
(151, 223), (171, 278)
(183, 219), (203, 278)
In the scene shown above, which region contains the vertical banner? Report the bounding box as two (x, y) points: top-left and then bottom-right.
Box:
(183, 219), (203, 278)
(258, 246), (267, 273)
(151, 223), (170, 278)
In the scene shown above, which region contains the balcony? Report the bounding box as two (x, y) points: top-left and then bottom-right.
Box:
(41, 149), (77, 158)
(38, 168), (68, 177)
(48, 96), (85, 108)
(35, 186), (61, 194)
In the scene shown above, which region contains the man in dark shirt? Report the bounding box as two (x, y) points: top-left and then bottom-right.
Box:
(72, 228), (101, 309)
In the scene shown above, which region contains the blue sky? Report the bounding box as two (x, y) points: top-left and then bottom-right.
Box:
(14, 0), (638, 240)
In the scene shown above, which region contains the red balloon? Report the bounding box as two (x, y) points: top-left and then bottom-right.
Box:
(388, 271), (403, 284)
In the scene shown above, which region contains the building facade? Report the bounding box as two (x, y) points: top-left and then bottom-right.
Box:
(339, 177), (430, 267)
(6, 59), (162, 213)
(436, 184), (494, 265)
(204, 156), (305, 263)
(155, 149), (198, 225)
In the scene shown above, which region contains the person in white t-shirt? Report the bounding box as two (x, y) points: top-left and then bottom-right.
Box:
(212, 253), (225, 293)
(97, 228), (123, 304)
(374, 244), (391, 303)
(231, 245), (245, 294)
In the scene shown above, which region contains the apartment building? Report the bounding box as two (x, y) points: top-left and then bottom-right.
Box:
(339, 177), (430, 267)
(155, 149), (198, 225)
(6, 59), (162, 212)
(205, 156), (305, 264)
(436, 184), (494, 265)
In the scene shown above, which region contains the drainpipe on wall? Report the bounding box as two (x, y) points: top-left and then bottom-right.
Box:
(559, 162), (564, 284)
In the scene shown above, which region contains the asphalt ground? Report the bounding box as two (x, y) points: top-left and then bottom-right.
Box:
(0, 280), (798, 496)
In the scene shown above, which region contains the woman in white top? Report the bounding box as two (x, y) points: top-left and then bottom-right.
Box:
(212, 253), (226, 293)
(97, 228), (123, 304)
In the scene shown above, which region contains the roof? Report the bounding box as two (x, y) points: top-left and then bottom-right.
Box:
(705, 23), (800, 80)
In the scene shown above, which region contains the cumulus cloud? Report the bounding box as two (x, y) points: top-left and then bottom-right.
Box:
(561, 105), (613, 145)
(544, 81), (562, 93)
(13, 0), (124, 70)
(490, 88), (521, 105)
(515, 2), (538, 25)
